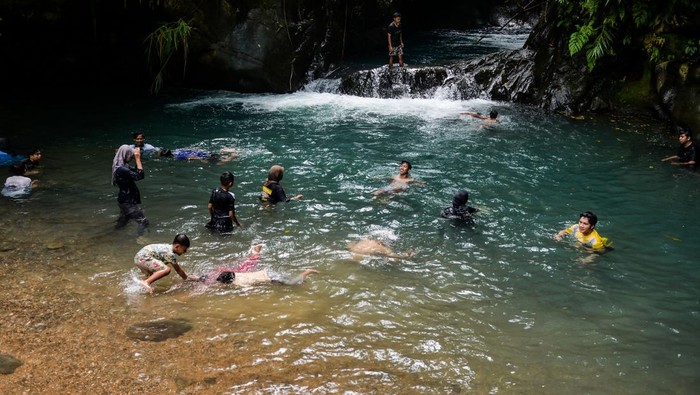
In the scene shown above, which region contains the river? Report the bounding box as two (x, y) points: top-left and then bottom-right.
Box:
(0, 28), (698, 394)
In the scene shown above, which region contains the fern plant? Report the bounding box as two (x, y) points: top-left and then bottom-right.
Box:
(557, 0), (699, 70)
(144, 19), (192, 94)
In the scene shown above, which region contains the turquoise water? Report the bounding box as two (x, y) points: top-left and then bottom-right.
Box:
(1, 89), (699, 393)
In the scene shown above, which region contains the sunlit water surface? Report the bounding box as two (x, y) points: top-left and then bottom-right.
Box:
(1, 27), (699, 394)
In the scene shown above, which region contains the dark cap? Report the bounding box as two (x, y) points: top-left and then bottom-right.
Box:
(393, 12), (402, 17)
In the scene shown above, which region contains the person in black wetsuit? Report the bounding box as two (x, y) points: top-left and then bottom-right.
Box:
(206, 171), (242, 232)
(441, 189), (478, 222)
(661, 128), (697, 170)
(259, 164), (303, 204)
(112, 144), (149, 236)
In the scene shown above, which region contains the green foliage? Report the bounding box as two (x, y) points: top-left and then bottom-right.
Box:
(144, 19), (192, 94)
(556, 0), (699, 70)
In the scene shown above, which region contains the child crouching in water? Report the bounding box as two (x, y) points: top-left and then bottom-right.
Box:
(134, 233), (198, 293)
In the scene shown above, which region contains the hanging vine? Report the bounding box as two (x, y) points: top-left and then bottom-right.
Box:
(144, 18), (192, 94)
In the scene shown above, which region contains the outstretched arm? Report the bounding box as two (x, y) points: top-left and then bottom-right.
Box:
(278, 269), (319, 285)
(554, 229), (568, 241)
(173, 263), (198, 281)
(460, 112), (488, 120)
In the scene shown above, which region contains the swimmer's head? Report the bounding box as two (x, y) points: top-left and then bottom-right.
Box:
(452, 189), (469, 207)
(267, 165), (285, 182)
(579, 211), (598, 227)
(220, 171), (234, 186)
(400, 160), (412, 170)
(216, 271), (235, 284)
(489, 110), (498, 119)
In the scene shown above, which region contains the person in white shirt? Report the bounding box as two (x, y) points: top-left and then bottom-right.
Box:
(2, 163), (37, 198)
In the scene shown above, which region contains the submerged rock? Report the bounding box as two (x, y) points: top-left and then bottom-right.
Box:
(125, 318), (193, 342)
(0, 354), (23, 374)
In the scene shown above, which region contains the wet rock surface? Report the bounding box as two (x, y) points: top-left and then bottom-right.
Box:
(126, 319), (193, 342)
(0, 354), (22, 374)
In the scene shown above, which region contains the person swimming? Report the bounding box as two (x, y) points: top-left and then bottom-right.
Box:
(200, 268), (318, 287)
(196, 244), (317, 287)
(441, 189), (478, 221)
(347, 238), (413, 260)
(460, 109), (499, 124)
(156, 147), (238, 164)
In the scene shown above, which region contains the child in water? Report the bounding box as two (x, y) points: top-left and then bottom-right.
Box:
(441, 189), (478, 221)
(197, 244), (317, 287)
(260, 164), (303, 204)
(133, 234), (198, 293)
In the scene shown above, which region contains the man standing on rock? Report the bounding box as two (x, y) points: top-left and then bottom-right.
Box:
(387, 12), (404, 69)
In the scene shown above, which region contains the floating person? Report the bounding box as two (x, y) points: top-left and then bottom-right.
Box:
(347, 238), (413, 260)
(661, 128), (697, 170)
(156, 147), (238, 164)
(259, 164), (303, 204)
(133, 233), (198, 293)
(0, 138), (25, 167)
(554, 211), (612, 261)
(460, 110), (499, 124)
(387, 12), (404, 69)
(373, 160), (419, 196)
(21, 147), (42, 175)
(206, 171), (242, 233)
(2, 163), (37, 198)
(441, 189), (478, 222)
(112, 145), (149, 236)
(197, 244), (317, 287)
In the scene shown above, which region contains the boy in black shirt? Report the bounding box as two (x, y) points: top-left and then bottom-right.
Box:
(206, 171), (242, 232)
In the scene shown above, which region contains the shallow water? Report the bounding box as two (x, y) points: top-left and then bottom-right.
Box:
(1, 87), (699, 393)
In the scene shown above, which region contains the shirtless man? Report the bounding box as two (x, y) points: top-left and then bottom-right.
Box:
(460, 110), (499, 124)
(373, 160), (417, 196)
(347, 238), (413, 260)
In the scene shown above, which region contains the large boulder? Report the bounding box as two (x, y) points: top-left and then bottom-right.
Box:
(654, 61), (700, 132)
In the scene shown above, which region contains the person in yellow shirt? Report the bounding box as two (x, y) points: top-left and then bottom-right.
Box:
(554, 211), (611, 252)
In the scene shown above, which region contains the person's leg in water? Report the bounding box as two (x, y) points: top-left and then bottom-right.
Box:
(135, 214), (149, 236)
(134, 258), (171, 294)
(271, 269), (318, 285)
(115, 203), (130, 229)
(140, 265), (171, 293)
(119, 202), (149, 236)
